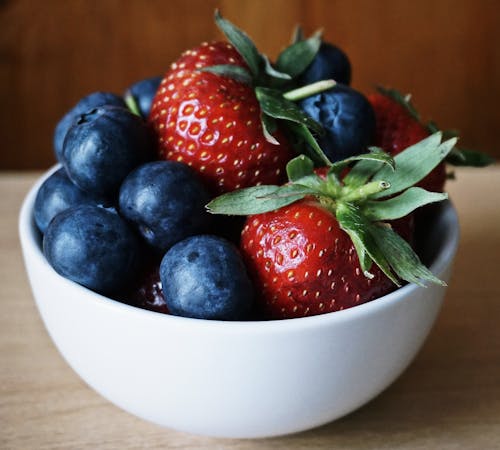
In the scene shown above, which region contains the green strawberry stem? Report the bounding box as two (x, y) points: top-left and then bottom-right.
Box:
(341, 180), (390, 202)
(283, 79), (337, 101)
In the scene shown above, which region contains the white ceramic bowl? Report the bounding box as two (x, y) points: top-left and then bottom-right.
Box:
(19, 167), (459, 439)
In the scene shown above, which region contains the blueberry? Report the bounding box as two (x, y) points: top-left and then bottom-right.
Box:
(160, 235), (254, 320)
(54, 92), (126, 162)
(119, 161), (212, 253)
(62, 106), (155, 200)
(33, 168), (109, 234)
(124, 76), (162, 118)
(43, 205), (141, 295)
(299, 42), (351, 85)
(300, 84), (376, 161)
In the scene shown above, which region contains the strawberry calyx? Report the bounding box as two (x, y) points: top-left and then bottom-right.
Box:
(207, 132), (456, 287)
(214, 10), (322, 87)
(377, 86), (495, 167)
(206, 10), (335, 166)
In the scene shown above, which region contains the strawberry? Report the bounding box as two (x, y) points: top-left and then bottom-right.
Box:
(120, 258), (168, 314)
(149, 57), (293, 193)
(368, 90), (446, 193)
(240, 180), (414, 319)
(208, 134), (455, 319)
(148, 12), (347, 194)
(241, 199), (397, 318)
(168, 40), (247, 74)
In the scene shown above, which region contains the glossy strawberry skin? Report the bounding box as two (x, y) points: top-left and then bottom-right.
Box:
(169, 41), (246, 73)
(241, 199), (399, 319)
(149, 41), (293, 194)
(368, 93), (446, 192)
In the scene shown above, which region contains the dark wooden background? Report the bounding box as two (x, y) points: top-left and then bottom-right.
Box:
(1, 0), (498, 170)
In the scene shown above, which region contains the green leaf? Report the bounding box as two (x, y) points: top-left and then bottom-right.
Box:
(372, 133), (456, 198)
(290, 25), (304, 44)
(206, 184), (313, 216)
(337, 202), (445, 287)
(329, 147), (394, 177)
(342, 159), (385, 188)
(377, 86), (421, 122)
(124, 92), (141, 117)
(286, 122), (332, 167)
(262, 55), (292, 80)
(293, 175), (328, 194)
(369, 222), (446, 286)
(199, 65), (253, 85)
(260, 114), (279, 145)
(426, 120), (494, 167)
(255, 87), (323, 134)
(275, 34), (322, 78)
(446, 147), (495, 167)
(214, 10), (262, 78)
(363, 188), (448, 221)
(336, 202), (399, 284)
(286, 155), (315, 181)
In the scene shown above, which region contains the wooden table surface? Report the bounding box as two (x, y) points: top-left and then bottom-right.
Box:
(2, 167), (500, 449)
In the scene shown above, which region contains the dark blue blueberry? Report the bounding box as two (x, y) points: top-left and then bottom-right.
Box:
(124, 76), (162, 118)
(160, 235), (254, 320)
(33, 168), (108, 234)
(119, 161), (212, 253)
(62, 106), (155, 200)
(300, 84), (376, 162)
(53, 92), (126, 162)
(299, 42), (351, 86)
(43, 205), (141, 295)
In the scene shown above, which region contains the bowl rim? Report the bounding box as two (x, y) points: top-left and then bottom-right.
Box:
(19, 165), (460, 333)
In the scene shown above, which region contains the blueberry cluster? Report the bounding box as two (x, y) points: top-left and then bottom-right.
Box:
(36, 78), (254, 320)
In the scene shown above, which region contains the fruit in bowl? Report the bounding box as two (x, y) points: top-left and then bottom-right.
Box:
(20, 10), (491, 438)
(19, 181), (459, 438)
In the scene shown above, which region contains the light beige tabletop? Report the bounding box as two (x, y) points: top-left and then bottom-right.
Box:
(2, 167), (500, 449)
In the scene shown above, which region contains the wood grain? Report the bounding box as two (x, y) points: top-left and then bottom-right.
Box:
(2, 166), (500, 448)
(1, 0), (499, 170)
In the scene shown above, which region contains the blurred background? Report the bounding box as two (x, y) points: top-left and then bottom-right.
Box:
(1, 0), (498, 170)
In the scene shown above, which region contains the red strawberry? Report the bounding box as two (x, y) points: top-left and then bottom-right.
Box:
(121, 260), (168, 314)
(209, 138), (450, 319)
(149, 41), (293, 194)
(368, 91), (446, 193)
(168, 40), (246, 73)
(241, 199), (398, 318)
